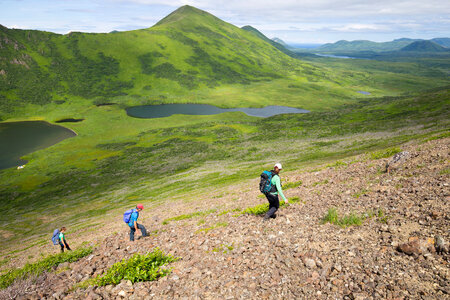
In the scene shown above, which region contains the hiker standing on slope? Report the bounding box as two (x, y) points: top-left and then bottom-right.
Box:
(262, 163), (288, 220)
(59, 227), (72, 253)
(127, 204), (148, 241)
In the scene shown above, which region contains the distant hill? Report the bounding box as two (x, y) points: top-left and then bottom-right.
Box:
(272, 37), (289, 47)
(241, 25), (299, 58)
(317, 39), (419, 52)
(400, 40), (448, 52)
(431, 38), (450, 48)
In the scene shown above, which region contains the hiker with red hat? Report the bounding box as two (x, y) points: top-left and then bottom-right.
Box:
(126, 204), (148, 241)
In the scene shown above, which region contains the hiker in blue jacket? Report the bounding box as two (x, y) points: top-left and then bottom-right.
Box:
(128, 204), (148, 241)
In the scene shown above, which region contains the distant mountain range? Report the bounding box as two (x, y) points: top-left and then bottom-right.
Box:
(315, 38), (450, 53)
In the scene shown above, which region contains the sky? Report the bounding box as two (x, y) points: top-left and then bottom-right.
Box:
(1, 0), (449, 44)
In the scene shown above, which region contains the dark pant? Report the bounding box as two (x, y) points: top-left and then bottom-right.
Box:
(265, 193), (279, 219)
(129, 223), (147, 241)
(59, 240), (71, 253)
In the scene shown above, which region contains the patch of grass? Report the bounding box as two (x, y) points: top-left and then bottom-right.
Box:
(376, 208), (389, 223)
(422, 131), (450, 142)
(0, 258), (9, 269)
(439, 167), (450, 175)
(326, 160), (347, 168)
(312, 140), (340, 147)
(95, 248), (179, 286)
(217, 210), (229, 216)
(283, 180), (303, 189)
(322, 208), (362, 228)
(352, 188), (369, 199)
(197, 219), (206, 225)
(289, 196), (301, 203)
(195, 222), (228, 234)
(369, 147), (402, 160)
(212, 243), (234, 253)
(241, 197), (300, 216)
(323, 207), (389, 228)
(312, 179), (329, 187)
(0, 247), (93, 289)
(162, 209), (217, 225)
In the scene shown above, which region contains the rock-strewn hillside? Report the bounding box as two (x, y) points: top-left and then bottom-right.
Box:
(2, 137), (449, 299)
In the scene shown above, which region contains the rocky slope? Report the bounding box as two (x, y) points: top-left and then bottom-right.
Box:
(2, 137), (449, 299)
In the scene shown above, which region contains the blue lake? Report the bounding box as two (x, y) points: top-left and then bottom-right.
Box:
(0, 121), (76, 170)
(126, 104), (310, 119)
(357, 91), (371, 95)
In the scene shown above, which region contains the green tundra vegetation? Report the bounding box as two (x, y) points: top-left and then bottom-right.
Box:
(0, 5), (449, 259)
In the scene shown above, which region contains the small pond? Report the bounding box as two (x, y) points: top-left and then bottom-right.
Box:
(315, 54), (356, 59)
(126, 104), (309, 119)
(356, 91), (371, 95)
(0, 121), (76, 170)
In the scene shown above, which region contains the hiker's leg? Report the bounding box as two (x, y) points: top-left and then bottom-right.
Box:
(64, 241), (71, 250)
(265, 193), (279, 219)
(60, 242), (64, 253)
(129, 226), (136, 241)
(137, 223), (147, 237)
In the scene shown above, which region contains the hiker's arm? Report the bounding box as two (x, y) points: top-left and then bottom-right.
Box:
(276, 177), (287, 203)
(134, 221), (138, 231)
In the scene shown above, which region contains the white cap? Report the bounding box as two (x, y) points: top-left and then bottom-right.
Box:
(274, 163), (283, 170)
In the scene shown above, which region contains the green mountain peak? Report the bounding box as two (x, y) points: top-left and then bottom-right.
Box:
(154, 5), (220, 27)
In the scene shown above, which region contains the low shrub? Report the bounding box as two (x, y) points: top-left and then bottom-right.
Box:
(95, 248), (179, 286)
(322, 208), (362, 228)
(326, 160), (347, 168)
(241, 196), (300, 216)
(283, 180), (303, 189)
(195, 222), (228, 234)
(322, 207), (388, 227)
(370, 147), (401, 160)
(0, 247), (93, 289)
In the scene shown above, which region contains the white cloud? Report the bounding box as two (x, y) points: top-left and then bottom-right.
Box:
(1, 0), (449, 42)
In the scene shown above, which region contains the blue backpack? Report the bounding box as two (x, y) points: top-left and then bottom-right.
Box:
(259, 170), (277, 194)
(123, 209), (137, 224)
(51, 229), (60, 245)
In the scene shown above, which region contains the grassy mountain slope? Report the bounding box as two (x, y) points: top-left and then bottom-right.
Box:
(401, 40), (448, 52)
